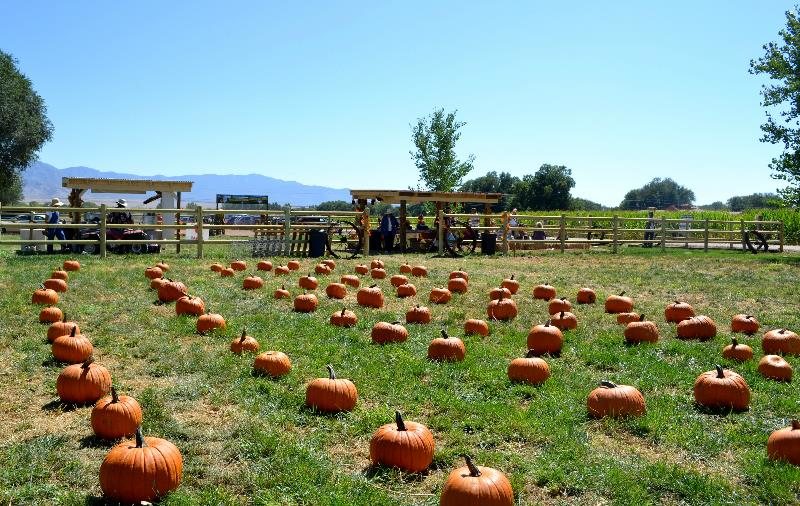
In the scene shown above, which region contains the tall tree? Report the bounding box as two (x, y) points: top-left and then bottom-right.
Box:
(0, 50), (53, 204)
(460, 171), (520, 211)
(750, 8), (800, 205)
(727, 192), (781, 211)
(410, 108), (474, 191)
(619, 178), (695, 210)
(316, 200), (355, 212)
(511, 164), (575, 211)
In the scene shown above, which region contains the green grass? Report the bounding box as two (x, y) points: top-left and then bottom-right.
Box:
(1, 246), (799, 505)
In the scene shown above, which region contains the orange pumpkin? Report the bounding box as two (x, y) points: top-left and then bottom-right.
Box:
(52, 326), (93, 364)
(305, 364), (358, 413)
(56, 357), (111, 405)
(576, 287), (596, 304)
(447, 277), (468, 294)
(527, 320), (564, 356)
(464, 318), (489, 337)
(48, 316), (79, 342)
(274, 285), (290, 299)
(155, 261), (170, 272)
(487, 293), (518, 321)
(370, 411), (435, 473)
(253, 351), (292, 377)
(693, 365), (750, 411)
(371, 321), (409, 344)
(731, 314), (759, 335)
(551, 311), (577, 331)
(411, 265), (428, 277)
(759, 354), (793, 381)
(616, 312), (641, 325)
(500, 275), (520, 294)
(427, 330), (465, 361)
(605, 291), (634, 313)
(399, 263), (412, 274)
(507, 351), (550, 385)
(665, 301), (695, 323)
(275, 265), (290, 276)
(370, 268), (387, 279)
(196, 313), (226, 334)
(624, 315), (659, 344)
(32, 286), (59, 305)
(440, 456), (513, 506)
(231, 260), (247, 271)
(330, 308), (358, 328)
(677, 315), (717, 341)
(150, 278), (167, 290)
(390, 274), (409, 287)
(355, 264), (369, 275)
(63, 259), (81, 271)
(722, 337), (753, 362)
(533, 283), (556, 301)
(219, 267), (235, 277)
(243, 275), (264, 290)
(767, 420), (800, 466)
(315, 263), (332, 275)
(370, 259), (385, 269)
(340, 274), (360, 288)
(257, 260), (273, 271)
(144, 266), (163, 280)
(489, 286), (512, 300)
(51, 268), (68, 281)
(322, 259), (336, 270)
(406, 304), (431, 324)
(287, 260), (301, 271)
(158, 280), (187, 303)
(294, 293), (319, 313)
(91, 387), (143, 440)
(230, 329), (260, 354)
(429, 287), (452, 304)
(397, 283), (417, 298)
(449, 269), (469, 281)
(325, 282), (347, 299)
(762, 328), (800, 355)
(175, 295), (205, 316)
(44, 278), (68, 293)
(299, 273), (319, 290)
(39, 306), (63, 324)
(587, 381), (646, 418)
(210, 263), (224, 272)
(547, 297), (572, 315)
(357, 284), (384, 309)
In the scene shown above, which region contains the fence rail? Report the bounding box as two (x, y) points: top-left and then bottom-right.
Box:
(0, 204), (785, 257)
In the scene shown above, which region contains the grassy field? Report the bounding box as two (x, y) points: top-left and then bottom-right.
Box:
(1, 246), (799, 505)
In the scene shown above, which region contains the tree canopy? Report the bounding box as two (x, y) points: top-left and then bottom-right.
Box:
(0, 50), (53, 204)
(459, 171), (520, 211)
(316, 200), (354, 212)
(410, 108), (474, 192)
(510, 164), (575, 211)
(619, 178), (695, 210)
(750, 8), (800, 205)
(727, 192), (781, 211)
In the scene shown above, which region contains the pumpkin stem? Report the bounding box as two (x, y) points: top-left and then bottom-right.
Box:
(370, 284), (377, 288)
(792, 420), (800, 430)
(111, 386), (119, 403)
(240, 329), (247, 341)
(135, 427), (147, 448)
(341, 307), (346, 316)
(70, 326), (77, 337)
(62, 314), (67, 323)
(639, 314), (645, 322)
(441, 329), (449, 339)
(326, 364), (336, 380)
(619, 291), (626, 296)
(780, 329), (786, 334)
(560, 311), (565, 318)
(510, 274), (515, 280)
(599, 380), (617, 388)
(391, 321), (401, 325)
(525, 349), (537, 358)
(715, 364), (725, 378)
(395, 411), (407, 431)
(731, 337), (739, 348)
(81, 357), (94, 369)
(464, 455), (482, 477)
(545, 320), (551, 327)
(281, 285), (285, 290)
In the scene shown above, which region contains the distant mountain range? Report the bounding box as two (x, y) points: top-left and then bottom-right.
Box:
(22, 162), (351, 206)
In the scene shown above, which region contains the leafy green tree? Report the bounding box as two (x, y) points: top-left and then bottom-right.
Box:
(700, 201), (728, 210)
(410, 108), (474, 191)
(751, 8), (800, 205)
(569, 197), (604, 211)
(316, 200), (354, 212)
(727, 193), (781, 211)
(511, 164), (575, 211)
(0, 50), (53, 204)
(460, 171), (520, 211)
(619, 178), (695, 210)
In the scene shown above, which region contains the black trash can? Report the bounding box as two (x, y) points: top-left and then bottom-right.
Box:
(308, 229), (327, 258)
(369, 230), (382, 252)
(481, 232), (497, 255)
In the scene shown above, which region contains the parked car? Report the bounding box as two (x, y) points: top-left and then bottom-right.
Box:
(14, 213), (47, 223)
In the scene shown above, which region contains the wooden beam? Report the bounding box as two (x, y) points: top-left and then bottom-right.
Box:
(62, 177), (193, 193)
(399, 200), (407, 253)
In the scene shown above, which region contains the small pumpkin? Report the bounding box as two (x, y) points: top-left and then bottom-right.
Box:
(257, 260), (273, 271)
(243, 275), (264, 290)
(294, 292), (319, 313)
(322, 259), (336, 270)
(527, 320), (564, 356)
(274, 284), (290, 299)
(677, 315), (717, 341)
(487, 292), (518, 321)
(231, 260), (247, 271)
(150, 278), (167, 290)
(56, 357), (112, 405)
(411, 265), (428, 277)
(253, 351), (292, 377)
(507, 351), (551, 385)
(32, 285), (59, 305)
(624, 315), (659, 344)
(693, 364), (750, 411)
(210, 263), (224, 272)
(315, 263), (332, 275)
(449, 269), (469, 281)
(39, 306), (63, 324)
(427, 329), (465, 362)
(399, 263), (412, 274)
(144, 266), (163, 280)
(464, 318), (489, 337)
(158, 280), (187, 303)
(371, 321), (409, 344)
(533, 283), (556, 301)
(325, 282), (347, 299)
(274, 265), (290, 276)
(155, 261), (170, 272)
(305, 364), (358, 413)
(63, 260), (81, 271)
(547, 297), (572, 315)
(370, 411), (435, 473)
(52, 326), (93, 363)
(665, 301), (695, 323)
(99, 427), (183, 503)
(370, 259), (385, 269)
(767, 420), (800, 466)
(722, 337), (753, 362)
(500, 274), (519, 295)
(355, 264), (369, 275)
(489, 286), (512, 300)
(616, 312), (641, 325)
(287, 260), (301, 271)
(429, 287), (452, 304)
(576, 287), (596, 304)
(447, 277), (468, 294)
(397, 283), (417, 298)
(605, 291), (634, 313)
(48, 315), (79, 342)
(406, 304), (431, 324)
(357, 284), (384, 309)
(44, 278), (68, 293)
(731, 314), (759, 335)
(91, 387), (143, 440)
(175, 295), (205, 316)
(390, 274), (409, 287)
(340, 274), (360, 288)
(51, 268), (69, 281)
(299, 273), (319, 290)
(551, 310), (577, 331)
(759, 354), (793, 381)
(440, 455), (514, 506)
(330, 307), (358, 328)
(762, 328), (800, 356)
(370, 267), (387, 279)
(220, 267), (235, 277)
(196, 313), (226, 334)
(230, 329), (260, 354)
(587, 381), (646, 418)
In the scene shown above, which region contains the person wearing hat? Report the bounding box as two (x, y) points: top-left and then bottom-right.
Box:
(46, 197), (67, 253)
(379, 209), (399, 253)
(108, 198), (133, 226)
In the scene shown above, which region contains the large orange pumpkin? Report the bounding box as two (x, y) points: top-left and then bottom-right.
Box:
(274, 285), (290, 299)
(758, 355), (793, 381)
(487, 293), (517, 321)
(175, 295), (205, 316)
(397, 283), (417, 298)
(39, 306), (63, 324)
(533, 283), (556, 301)
(370, 259), (385, 269)
(547, 297), (572, 315)
(527, 320), (563, 356)
(762, 328), (800, 355)
(370, 267), (387, 279)
(52, 326), (93, 364)
(406, 304), (431, 324)
(677, 315), (717, 341)
(144, 266), (163, 280)
(257, 260), (273, 271)
(731, 314), (759, 335)
(464, 318), (489, 337)
(287, 260), (301, 271)
(411, 265), (428, 277)
(500, 275), (519, 295)
(369, 411), (435, 473)
(722, 337), (753, 362)
(158, 280), (187, 303)
(44, 278), (68, 293)
(91, 387), (143, 440)
(305, 365), (358, 413)
(32, 286), (58, 305)
(230, 329), (260, 354)
(243, 275), (265, 290)
(357, 285), (384, 308)
(429, 287), (452, 304)
(341, 274), (360, 288)
(63, 260), (81, 271)
(315, 263), (332, 275)
(489, 286), (512, 300)
(371, 321), (409, 344)
(605, 291), (634, 313)
(507, 351), (550, 385)
(355, 264), (369, 275)
(325, 282), (347, 299)
(330, 308), (358, 328)
(551, 311), (577, 331)
(664, 301), (695, 323)
(447, 277), (468, 294)
(299, 273), (319, 290)
(449, 269), (469, 281)
(99, 428), (183, 503)
(48, 317), (79, 342)
(427, 330), (465, 361)
(196, 313), (226, 334)
(56, 358), (112, 405)
(616, 312), (641, 325)
(624, 315), (659, 344)
(767, 420), (800, 466)
(440, 456), (513, 506)
(693, 365), (750, 411)
(576, 287), (596, 304)
(231, 260), (247, 271)
(51, 267), (69, 281)
(587, 381), (646, 418)
(253, 351), (292, 377)
(293, 293), (319, 313)
(390, 274), (409, 287)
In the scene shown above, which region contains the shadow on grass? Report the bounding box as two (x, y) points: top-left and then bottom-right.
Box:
(79, 434), (116, 449)
(692, 403), (747, 417)
(41, 399), (83, 412)
(81, 496), (105, 505)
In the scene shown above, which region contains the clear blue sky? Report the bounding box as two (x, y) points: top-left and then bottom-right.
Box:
(2, 1), (794, 206)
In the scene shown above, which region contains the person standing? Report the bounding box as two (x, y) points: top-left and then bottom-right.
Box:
(644, 210), (656, 247)
(46, 197), (67, 253)
(379, 210), (399, 253)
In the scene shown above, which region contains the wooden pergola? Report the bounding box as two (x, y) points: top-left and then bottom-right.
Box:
(350, 189), (502, 253)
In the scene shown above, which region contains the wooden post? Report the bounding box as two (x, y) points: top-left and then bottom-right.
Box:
(502, 211), (509, 254)
(195, 205), (204, 259)
(175, 192), (182, 254)
(437, 207), (444, 256)
(559, 214), (566, 253)
(728, 220), (733, 249)
(612, 215), (618, 254)
(483, 203), (491, 227)
(660, 217), (666, 251)
(362, 207), (370, 256)
(283, 206), (292, 256)
(399, 200), (407, 254)
(29, 209), (34, 250)
(99, 204), (107, 258)
(740, 219), (746, 251)
(703, 218), (709, 252)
